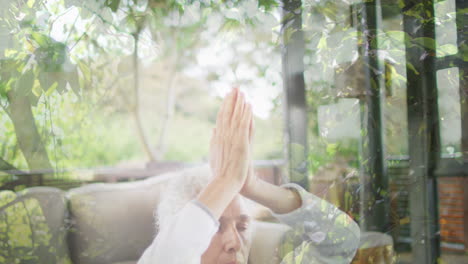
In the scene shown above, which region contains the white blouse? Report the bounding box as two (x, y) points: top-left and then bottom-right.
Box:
(138, 183), (360, 264)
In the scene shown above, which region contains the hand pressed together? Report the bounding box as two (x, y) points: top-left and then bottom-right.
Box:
(209, 87), (253, 191)
(204, 87), (301, 217)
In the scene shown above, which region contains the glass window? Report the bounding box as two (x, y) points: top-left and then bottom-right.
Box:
(437, 67), (462, 157)
(435, 0), (458, 57)
(380, 12), (409, 157)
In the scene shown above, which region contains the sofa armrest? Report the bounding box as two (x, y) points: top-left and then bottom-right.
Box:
(249, 221), (290, 264)
(0, 187), (71, 264)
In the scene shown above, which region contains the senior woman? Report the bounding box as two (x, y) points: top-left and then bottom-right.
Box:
(138, 88), (360, 264)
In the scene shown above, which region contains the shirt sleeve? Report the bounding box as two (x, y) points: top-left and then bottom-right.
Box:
(138, 200), (219, 264)
(270, 183), (360, 264)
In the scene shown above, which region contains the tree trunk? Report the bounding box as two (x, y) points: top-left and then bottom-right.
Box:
(132, 33), (156, 161)
(155, 56), (179, 160)
(7, 90), (52, 171)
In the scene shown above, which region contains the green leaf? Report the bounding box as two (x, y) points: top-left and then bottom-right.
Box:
(326, 143), (338, 156)
(38, 71), (54, 91)
(397, 0), (405, 8)
(0, 59), (20, 79)
(317, 34), (327, 50)
(438, 44), (457, 56)
(45, 82), (58, 96)
(6, 78), (16, 92)
(32, 79), (42, 97)
(67, 68), (80, 98)
(386, 30), (410, 42)
(105, 0), (121, 12)
(39, 71), (66, 93)
(31, 32), (49, 47)
(460, 44), (468, 62)
(258, 0), (279, 11)
(27, 0), (36, 8)
(412, 37), (437, 50)
(221, 18), (242, 32)
(34, 39), (67, 72)
(0, 81), (7, 98)
(282, 27), (297, 46)
(56, 75), (67, 94)
(77, 61), (91, 81)
(14, 70), (34, 96)
(407, 62), (419, 75)
(342, 30), (358, 41)
(322, 6), (337, 21)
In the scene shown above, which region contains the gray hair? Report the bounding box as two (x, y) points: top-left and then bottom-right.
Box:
(156, 164), (213, 229)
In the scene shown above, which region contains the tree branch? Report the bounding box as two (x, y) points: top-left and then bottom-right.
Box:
(155, 51), (180, 160)
(131, 31), (156, 161)
(0, 157), (25, 175)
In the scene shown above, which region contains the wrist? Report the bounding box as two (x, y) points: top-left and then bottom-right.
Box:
(213, 174), (243, 193)
(240, 179), (302, 215)
(240, 171), (261, 199)
(197, 176), (241, 219)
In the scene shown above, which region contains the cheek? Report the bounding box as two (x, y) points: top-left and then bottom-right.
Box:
(241, 226), (253, 245)
(242, 232), (253, 256)
(201, 234), (223, 264)
(235, 230), (252, 263)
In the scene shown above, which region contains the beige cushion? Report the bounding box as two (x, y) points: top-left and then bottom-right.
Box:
(249, 221), (291, 264)
(68, 168), (294, 264)
(67, 171), (181, 264)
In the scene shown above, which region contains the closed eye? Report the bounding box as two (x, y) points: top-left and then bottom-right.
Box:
(236, 223), (249, 232)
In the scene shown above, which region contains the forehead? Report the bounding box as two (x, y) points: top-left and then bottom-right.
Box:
(220, 195), (250, 220)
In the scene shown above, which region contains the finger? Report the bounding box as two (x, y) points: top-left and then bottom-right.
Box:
(216, 89), (234, 129)
(216, 100), (226, 129)
(240, 94), (247, 117)
(209, 128), (216, 166)
(216, 102), (224, 124)
(232, 90), (245, 124)
(248, 111), (255, 144)
(209, 128), (217, 154)
(245, 106), (253, 144)
(210, 128), (216, 144)
(241, 104), (252, 138)
(223, 88), (239, 128)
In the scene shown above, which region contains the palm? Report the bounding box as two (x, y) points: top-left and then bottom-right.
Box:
(209, 88), (253, 188)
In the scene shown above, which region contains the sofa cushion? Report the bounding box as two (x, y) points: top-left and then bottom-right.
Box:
(0, 187), (71, 264)
(67, 166), (294, 264)
(67, 170), (183, 264)
(249, 221), (291, 264)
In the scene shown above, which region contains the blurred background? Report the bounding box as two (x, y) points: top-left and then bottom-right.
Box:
(0, 0), (466, 263)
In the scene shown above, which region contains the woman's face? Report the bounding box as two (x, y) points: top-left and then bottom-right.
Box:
(201, 195), (252, 264)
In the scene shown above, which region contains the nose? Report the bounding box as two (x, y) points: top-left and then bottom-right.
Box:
(222, 224), (241, 253)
